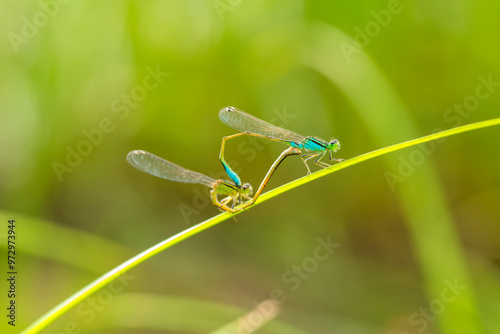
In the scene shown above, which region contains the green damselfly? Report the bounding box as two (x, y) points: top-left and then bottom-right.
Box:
(127, 148), (301, 213)
(127, 150), (252, 213)
(219, 106), (342, 181)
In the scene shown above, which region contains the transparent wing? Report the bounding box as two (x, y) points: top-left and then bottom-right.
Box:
(126, 150), (215, 188)
(219, 107), (306, 143)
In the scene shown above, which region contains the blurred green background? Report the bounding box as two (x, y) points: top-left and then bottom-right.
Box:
(1, 0), (499, 333)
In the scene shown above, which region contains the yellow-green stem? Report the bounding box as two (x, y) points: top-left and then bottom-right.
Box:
(23, 117), (500, 333)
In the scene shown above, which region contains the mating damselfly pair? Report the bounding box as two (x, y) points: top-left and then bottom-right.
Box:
(127, 106), (343, 214)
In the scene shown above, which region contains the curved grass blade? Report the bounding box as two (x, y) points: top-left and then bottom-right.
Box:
(22, 117), (500, 334)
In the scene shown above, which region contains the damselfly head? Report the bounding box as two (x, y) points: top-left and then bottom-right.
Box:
(328, 139), (340, 160)
(328, 138), (340, 151)
(241, 182), (253, 195)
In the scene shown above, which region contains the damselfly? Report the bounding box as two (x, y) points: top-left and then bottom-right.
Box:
(127, 150), (252, 213)
(127, 149), (301, 213)
(219, 106), (342, 179)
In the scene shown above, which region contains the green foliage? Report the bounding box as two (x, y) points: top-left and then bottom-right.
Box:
(2, 1), (500, 333)
(22, 118), (500, 333)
